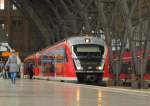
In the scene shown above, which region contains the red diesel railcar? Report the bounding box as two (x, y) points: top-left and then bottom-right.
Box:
(24, 36), (110, 83)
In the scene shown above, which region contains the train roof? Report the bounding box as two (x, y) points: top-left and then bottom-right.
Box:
(66, 36), (105, 46)
(24, 36), (106, 60)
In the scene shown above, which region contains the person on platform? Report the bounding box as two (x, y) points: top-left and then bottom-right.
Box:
(0, 58), (4, 78)
(5, 49), (21, 84)
(28, 62), (33, 79)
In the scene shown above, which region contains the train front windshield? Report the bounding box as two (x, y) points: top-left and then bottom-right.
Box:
(73, 44), (104, 69)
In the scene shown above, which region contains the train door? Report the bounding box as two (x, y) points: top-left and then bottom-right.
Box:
(41, 55), (57, 77)
(48, 56), (55, 77)
(24, 59), (35, 78)
(36, 55), (43, 77)
(45, 51), (56, 77)
(33, 54), (40, 77)
(41, 55), (50, 77)
(55, 48), (65, 78)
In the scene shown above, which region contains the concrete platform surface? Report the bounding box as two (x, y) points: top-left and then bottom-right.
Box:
(0, 79), (150, 106)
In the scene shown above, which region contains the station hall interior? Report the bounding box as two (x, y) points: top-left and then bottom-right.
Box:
(1, 0), (150, 106)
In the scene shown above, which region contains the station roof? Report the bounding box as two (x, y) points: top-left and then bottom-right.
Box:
(10, 0), (150, 46)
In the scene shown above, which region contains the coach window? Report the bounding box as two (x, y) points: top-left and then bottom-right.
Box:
(42, 55), (48, 65)
(55, 49), (63, 63)
(38, 56), (42, 65)
(62, 48), (68, 62)
(60, 48), (67, 62)
(54, 48), (67, 63)
(42, 55), (49, 73)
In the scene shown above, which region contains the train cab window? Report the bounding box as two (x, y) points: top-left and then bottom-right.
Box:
(72, 44), (105, 67)
(73, 44), (104, 58)
(77, 46), (99, 52)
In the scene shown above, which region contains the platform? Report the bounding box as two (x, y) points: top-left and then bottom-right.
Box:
(0, 79), (150, 106)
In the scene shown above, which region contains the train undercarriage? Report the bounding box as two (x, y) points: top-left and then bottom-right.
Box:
(76, 73), (103, 84)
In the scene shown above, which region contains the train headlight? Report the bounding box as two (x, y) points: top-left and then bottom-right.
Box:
(77, 66), (83, 70)
(85, 38), (91, 43)
(96, 66), (103, 70)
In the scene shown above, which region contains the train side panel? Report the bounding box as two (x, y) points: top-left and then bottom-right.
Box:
(35, 41), (76, 81)
(103, 48), (110, 80)
(64, 43), (76, 77)
(34, 54), (41, 77)
(24, 36), (109, 83)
